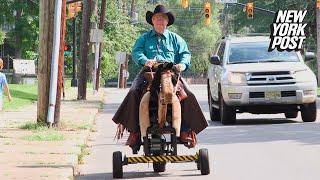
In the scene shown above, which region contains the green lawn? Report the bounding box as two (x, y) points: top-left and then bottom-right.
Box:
(318, 87), (320, 96)
(2, 79), (93, 110)
(2, 84), (37, 110)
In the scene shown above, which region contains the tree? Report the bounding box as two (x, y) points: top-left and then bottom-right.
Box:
(100, 1), (141, 82)
(168, 0), (222, 76)
(0, 0), (39, 58)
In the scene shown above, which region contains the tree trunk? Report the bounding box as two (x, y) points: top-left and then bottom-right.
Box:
(317, 8), (320, 85)
(54, 0), (67, 126)
(78, 0), (92, 100)
(37, 0), (55, 123)
(130, 0), (135, 18)
(96, 0), (107, 90)
(14, 6), (22, 58)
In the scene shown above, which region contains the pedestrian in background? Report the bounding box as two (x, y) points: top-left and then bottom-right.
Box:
(0, 58), (12, 110)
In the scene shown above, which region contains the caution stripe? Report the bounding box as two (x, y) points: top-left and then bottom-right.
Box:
(126, 155), (198, 164)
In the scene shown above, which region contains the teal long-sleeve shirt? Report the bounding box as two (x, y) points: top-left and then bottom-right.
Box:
(132, 29), (191, 70)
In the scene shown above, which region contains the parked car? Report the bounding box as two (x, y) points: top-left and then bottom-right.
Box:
(207, 36), (318, 125)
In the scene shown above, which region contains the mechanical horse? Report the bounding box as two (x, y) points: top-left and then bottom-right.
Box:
(113, 62), (210, 178)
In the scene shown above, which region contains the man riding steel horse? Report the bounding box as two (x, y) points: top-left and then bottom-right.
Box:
(112, 4), (208, 150)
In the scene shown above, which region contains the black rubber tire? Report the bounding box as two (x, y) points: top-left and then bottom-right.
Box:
(301, 102), (317, 122)
(285, 111), (298, 119)
(153, 162), (166, 172)
(208, 90), (220, 121)
(220, 93), (236, 125)
(199, 148), (210, 175)
(113, 151), (123, 178)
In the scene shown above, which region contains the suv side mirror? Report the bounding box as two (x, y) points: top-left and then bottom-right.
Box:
(210, 55), (221, 65)
(305, 52), (316, 61)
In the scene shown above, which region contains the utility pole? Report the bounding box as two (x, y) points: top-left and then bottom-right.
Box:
(317, 1), (320, 85)
(78, 0), (92, 100)
(54, 0), (67, 126)
(119, 63), (124, 88)
(38, 0), (55, 123)
(71, 17), (78, 87)
(96, 0), (106, 91)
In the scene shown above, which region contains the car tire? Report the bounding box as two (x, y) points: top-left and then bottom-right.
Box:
(208, 86), (220, 121)
(219, 92), (236, 125)
(301, 102), (317, 122)
(284, 111), (298, 119)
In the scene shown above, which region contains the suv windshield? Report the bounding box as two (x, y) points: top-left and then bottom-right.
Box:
(228, 41), (300, 64)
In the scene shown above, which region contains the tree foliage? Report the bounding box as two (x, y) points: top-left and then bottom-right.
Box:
(0, 0), (39, 58)
(168, 0), (222, 75)
(100, 1), (142, 81)
(0, 30), (5, 45)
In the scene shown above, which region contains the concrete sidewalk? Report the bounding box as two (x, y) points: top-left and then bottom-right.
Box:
(0, 87), (103, 180)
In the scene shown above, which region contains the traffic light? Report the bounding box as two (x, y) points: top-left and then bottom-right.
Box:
(67, 2), (82, 19)
(181, 0), (189, 9)
(204, 2), (211, 26)
(246, 2), (254, 19)
(64, 44), (72, 51)
(67, 3), (76, 19)
(75, 2), (82, 13)
(317, 0), (320, 9)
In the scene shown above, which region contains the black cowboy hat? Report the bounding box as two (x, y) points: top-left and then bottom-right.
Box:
(146, 4), (175, 26)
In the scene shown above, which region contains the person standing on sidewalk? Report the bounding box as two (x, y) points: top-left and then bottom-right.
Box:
(0, 58), (12, 110)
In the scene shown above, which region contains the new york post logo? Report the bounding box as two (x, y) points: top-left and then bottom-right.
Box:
(268, 10), (307, 52)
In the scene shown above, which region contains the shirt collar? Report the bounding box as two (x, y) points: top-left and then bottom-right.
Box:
(151, 29), (169, 39)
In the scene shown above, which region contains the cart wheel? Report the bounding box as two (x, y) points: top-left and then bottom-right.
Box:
(199, 148), (210, 175)
(113, 151), (123, 178)
(153, 162), (166, 172)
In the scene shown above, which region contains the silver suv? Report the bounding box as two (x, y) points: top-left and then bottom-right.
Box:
(207, 36), (318, 125)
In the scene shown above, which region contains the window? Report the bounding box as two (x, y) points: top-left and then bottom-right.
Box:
(228, 41), (299, 64)
(217, 41), (226, 62)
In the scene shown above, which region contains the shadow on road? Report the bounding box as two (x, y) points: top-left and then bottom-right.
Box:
(199, 119), (320, 146)
(76, 170), (202, 180)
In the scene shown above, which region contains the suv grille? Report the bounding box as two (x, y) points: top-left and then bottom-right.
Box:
(247, 71), (295, 86)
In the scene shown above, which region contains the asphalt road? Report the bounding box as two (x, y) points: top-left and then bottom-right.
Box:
(77, 85), (320, 180)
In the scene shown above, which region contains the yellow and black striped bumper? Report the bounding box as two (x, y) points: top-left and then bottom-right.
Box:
(126, 155), (198, 164)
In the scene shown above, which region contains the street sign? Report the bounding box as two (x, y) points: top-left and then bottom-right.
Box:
(216, 0), (237, 3)
(13, 59), (36, 75)
(115, 52), (127, 64)
(90, 29), (104, 43)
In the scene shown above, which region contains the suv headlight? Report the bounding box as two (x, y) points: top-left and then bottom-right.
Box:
(228, 72), (246, 85)
(291, 69), (316, 83)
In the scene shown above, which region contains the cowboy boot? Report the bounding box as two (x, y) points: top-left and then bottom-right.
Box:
(184, 130), (197, 149)
(180, 131), (192, 143)
(125, 132), (141, 154)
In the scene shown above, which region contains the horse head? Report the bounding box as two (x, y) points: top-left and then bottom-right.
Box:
(149, 62), (179, 128)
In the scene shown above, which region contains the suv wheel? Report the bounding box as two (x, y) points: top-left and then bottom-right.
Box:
(285, 111), (298, 119)
(301, 102), (317, 122)
(219, 92), (236, 125)
(208, 83), (220, 121)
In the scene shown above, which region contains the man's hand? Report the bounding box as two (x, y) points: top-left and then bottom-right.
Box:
(144, 60), (156, 68)
(174, 64), (186, 72)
